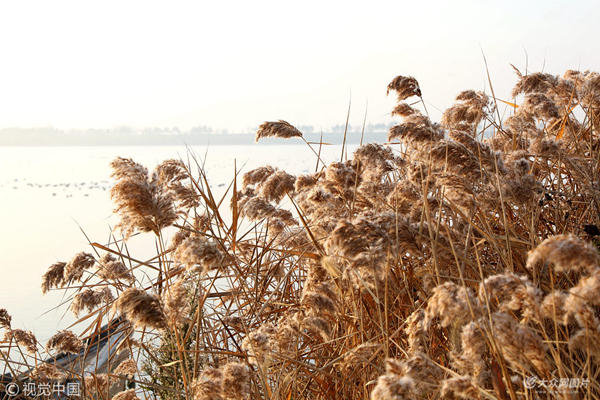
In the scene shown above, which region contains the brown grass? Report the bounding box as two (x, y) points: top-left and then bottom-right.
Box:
(3, 67), (600, 399)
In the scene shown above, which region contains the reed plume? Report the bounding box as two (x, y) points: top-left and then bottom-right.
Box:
(112, 389), (140, 400)
(255, 120), (303, 142)
(70, 286), (114, 317)
(97, 253), (134, 284)
(387, 75), (422, 100)
(112, 288), (167, 331)
(46, 329), (83, 354)
(4, 329), (37, 354)
(0, 308), (11, 330)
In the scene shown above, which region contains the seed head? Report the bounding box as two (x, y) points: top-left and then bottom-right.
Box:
(71, 287), (115, 317)
(256, 120), (303, 142)
(97, 253), (134, 284)
(526, 234), (600, 273)
(221, 362), (250, 400)
(4, 329), (37, 354)
(0, 309), (11, 330)
(41, 262), (67, 294)
(112, 389), (140, 400)
(46, 329), (83, 354)
(387, 75), (422, 101)
(113, 359), (138, 377)
(112, 288), (167, 331)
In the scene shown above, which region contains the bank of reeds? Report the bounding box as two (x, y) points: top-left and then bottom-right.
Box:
(3, 68), (600, 399)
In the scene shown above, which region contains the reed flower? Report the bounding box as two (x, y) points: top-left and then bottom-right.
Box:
(491, 312), (550, 377)
(114, 358), (138, 377)
(239, 196), (296, 224)
(71, 287), (114, 317)
(4, 329), (37, 354)
(110, 157), (178, 237)
(441, 90), (492, 129)
(387, 75), (422, 101)
(568, 312), (600, 360)
(567, 268), (600, 307)
(32, 362), (65, 380)
(41, 261), (67, 294)
(426, 140), (482, 179)
(64, 252), (96, 284)
(242, 323), (277, 367)
(162, 279), (191, 327)
(391, 102), (420, 117)
(191, 367), (223, 400)
(511, 72), (560, 97)
(84, 373), (118, 394)
(341, 343), (380, 369)
(243, 165), (276, 187)
(423, 282), (481, 329)
(526, 234), (600, 273)
(388, 122), (443, 144)
(112, 288), (167, 331)
(0, 309), (11, 330)
(441, 376), (479, 400)
(255, 120), (303, 142)
(541, 291), (569, 323)
(294, 173), (319, 192)
(370, 359), (416, 400)
(302, 316), (332, 342)
(259, 170), (296, 203)
(174, 236), (225, 275)
(451, 322), (487, 383)
(46, 329), (83, 354)
(112, 389), (140, 400)
(579, 72), (600, 108)
(479, 273), (542, 323)
(405, 310), (426, 355)
(221, 362), (250, 400)
(97, 253), (134, 284)
(521, 93), (560, 121)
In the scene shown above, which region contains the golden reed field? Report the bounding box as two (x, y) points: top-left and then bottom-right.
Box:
(3, 68), (600, 399)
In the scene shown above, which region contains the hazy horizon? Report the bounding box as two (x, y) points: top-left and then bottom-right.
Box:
(1, 0), (599, 137)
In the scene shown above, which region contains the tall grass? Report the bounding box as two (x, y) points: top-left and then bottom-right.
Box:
(2, 68), (600, 399)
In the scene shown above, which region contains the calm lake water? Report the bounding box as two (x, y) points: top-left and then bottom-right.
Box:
(0, 143), (357, 341)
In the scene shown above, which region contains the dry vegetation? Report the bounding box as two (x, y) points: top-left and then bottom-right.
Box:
(3, 68), (600, 399)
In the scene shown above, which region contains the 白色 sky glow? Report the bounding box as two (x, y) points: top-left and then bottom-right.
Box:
(0, 0), (598, 132)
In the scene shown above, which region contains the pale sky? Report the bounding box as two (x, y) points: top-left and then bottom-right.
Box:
(0, 0), (598, 133)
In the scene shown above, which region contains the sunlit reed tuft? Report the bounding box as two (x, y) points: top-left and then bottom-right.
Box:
(255, 120), (303, 142)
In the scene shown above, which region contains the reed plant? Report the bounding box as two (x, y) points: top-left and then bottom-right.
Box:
(2, 68), (600, 399)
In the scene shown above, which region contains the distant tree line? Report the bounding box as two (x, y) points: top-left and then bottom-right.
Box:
(0, 122), (394, 146)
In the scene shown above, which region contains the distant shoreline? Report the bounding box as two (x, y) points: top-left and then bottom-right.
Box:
(0, 131), (388, 146)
